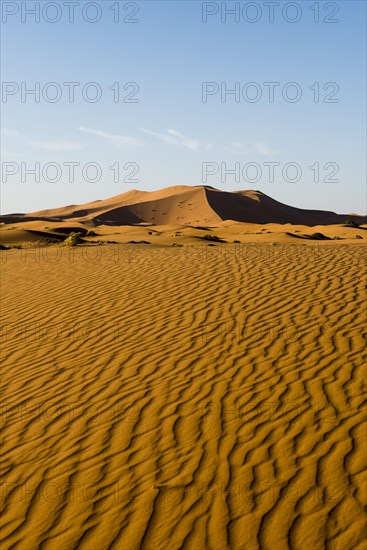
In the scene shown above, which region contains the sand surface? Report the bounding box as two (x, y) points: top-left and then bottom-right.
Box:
(1, 240), (366, 549)
(2, 186), (367, 227)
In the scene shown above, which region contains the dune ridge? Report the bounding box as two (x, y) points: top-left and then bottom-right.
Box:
(1, 186), (366, 227)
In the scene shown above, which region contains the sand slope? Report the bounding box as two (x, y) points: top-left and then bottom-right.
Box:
(1, 243), (366, 549)
(1, 218), (366, 249)
(2, 186), (366, 227)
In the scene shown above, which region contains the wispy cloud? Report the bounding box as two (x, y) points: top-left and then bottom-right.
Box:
(1, 128), (19, 138)
(79, 126), (141, 149)
(254, 142), (278, 156)
(30, 139), (84, 151)
(1, 129), (84, 151)
(140, 128), (201, 151)
(208, 141), (279, 156)
(221, 142), (249, 154)
(2, 126), (279, 158)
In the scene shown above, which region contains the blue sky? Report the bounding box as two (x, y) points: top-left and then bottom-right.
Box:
(1, 0), (366, 214)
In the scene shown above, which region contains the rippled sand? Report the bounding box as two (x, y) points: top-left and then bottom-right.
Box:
(1, 243), (366, 549)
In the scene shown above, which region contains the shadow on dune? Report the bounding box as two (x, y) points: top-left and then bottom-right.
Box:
(204, 188), (365, 226)
(1, 186), (366, 227)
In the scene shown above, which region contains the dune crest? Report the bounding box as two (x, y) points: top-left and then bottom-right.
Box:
(1, 186), (366, 227)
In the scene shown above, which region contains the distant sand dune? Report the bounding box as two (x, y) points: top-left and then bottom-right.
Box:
(1, 243), (366, 549)
(1, 185), (366, 227)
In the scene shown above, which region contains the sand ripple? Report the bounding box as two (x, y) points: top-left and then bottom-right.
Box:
(1, 244), (366, 549)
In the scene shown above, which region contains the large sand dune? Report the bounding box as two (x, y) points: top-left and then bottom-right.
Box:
(2, 186), (366, 227)
(1, 240), (366, 549)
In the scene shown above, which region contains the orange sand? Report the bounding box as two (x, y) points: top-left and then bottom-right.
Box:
(1, 240), (366, 549)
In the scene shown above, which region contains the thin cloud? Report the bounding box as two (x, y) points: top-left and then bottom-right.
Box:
(30, 140), (84, 151)
(254, 142), (279, 156)
(1, 128), (19, 138)
(79, 126), (141, 149)
(222, 142), (249, 154)
(207, 141), (278, 155)
(140, 128), (201, 151)
(2, 129), (84, 151)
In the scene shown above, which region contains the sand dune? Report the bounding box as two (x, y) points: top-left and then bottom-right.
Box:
(2, 186), (366, 227)
(1, 219), (366, 249)
(1, 186), (366, 548)
(1, 240), (366, 549)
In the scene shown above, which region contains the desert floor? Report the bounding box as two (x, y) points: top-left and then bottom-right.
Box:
(1, 239), (366, 549)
